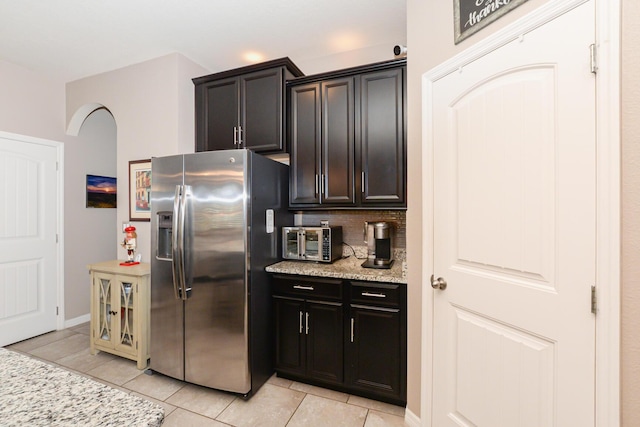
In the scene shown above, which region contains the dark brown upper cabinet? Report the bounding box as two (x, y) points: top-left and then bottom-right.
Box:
(194, 58), (304, 154)
(288, 59), (406, 209)
(289, 77), (356, 206)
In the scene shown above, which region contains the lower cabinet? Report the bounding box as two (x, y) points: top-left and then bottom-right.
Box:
(346, 281), (406, 404)
(88, 260), (150, 369)
(272, 274), (406, 406)
(274, 297), (344, 384)
(273, 275), (344, 385)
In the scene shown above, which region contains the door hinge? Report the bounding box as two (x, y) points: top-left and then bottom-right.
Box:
(591, 285), (597, 314)
(589, 44), (597, 74)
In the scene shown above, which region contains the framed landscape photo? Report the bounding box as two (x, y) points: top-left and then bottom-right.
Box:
(454, 0), (529, 44)
(128, 159), (151, 221)
(86, 175), (117, 208)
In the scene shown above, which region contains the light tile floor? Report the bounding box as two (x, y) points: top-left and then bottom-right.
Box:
(5, 324), (408, 426)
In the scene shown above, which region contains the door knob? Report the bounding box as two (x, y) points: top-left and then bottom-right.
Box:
(430, 274), (447, 290)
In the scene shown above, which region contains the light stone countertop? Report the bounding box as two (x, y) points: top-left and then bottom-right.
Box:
(266, 247), (407, 284)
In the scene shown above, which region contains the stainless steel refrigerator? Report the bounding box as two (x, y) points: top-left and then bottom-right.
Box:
(149, 149), (291, 397)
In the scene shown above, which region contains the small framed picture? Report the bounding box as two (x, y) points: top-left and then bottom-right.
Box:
(86, 174), (117, 208)
(128, 159), (151, 221)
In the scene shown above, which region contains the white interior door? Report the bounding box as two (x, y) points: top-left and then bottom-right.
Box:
(430, 2), (596, 426)
(0, 133), (60, 346)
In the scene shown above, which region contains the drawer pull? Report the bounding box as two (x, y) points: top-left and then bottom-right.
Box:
(293, 285), (314, 291)
(350, 318), (355, 343)
(361, 292), (386, 298)
(305, 312), (310, 335)
(299, 311), (303, 334)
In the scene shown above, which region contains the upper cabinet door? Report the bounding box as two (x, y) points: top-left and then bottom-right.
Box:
(359, 68), (405, 206)
(289, 83), (321, 205)
(322, 77), (355, 206)
(241, 68), (285, 152)
(195, 77), (240, 152)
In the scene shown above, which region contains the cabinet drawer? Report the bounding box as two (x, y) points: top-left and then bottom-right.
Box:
(349, 281), (402, 307)
(273, 275), (343, 301)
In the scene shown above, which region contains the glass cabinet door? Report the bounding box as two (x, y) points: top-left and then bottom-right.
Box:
(117, 280), (135, 351)
(96, 275), (112, 342)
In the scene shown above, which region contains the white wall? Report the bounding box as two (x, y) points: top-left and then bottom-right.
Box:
(621, 1), (640, 424)
(294, 43), (400, 75)
(0, 60), (67, 141)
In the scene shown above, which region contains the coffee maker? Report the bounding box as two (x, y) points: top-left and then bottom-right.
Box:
(362, 221), (394, 269)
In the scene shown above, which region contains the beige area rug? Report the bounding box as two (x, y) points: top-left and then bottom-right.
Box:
(0, 348), (164, 427)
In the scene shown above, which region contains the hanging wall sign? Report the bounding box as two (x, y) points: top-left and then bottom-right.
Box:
(454, 0), (529, 44)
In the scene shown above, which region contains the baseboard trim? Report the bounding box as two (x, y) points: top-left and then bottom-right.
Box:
(64, 314), (90, 329)
(404, 407), (421, 427)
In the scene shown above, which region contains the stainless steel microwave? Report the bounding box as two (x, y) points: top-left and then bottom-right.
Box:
(282, 226), (343, 263)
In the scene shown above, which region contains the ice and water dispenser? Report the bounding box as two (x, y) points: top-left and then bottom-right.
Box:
(156, 212), (173, 260)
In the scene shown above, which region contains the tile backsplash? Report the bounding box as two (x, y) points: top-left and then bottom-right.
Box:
(291, 210), (406, 249)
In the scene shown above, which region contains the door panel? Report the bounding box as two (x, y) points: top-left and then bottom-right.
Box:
(360, 68), (405, 204)
(150, 154), (185, 380)
(201, 77), (240, 151)
(242, 68), (283, 151)
(183, 151), (250, 394)
(274, 296), (305, 375)
(0, 136), (58, 346)
(322, 77), (355, 205)
(348, 306), (402, 398)
(431, 2), (596, 426)
(455, 66), (555, 287)
(289, 83), (321, 204)
(452, 308), (554, 427)
(306, 301), (343, 383)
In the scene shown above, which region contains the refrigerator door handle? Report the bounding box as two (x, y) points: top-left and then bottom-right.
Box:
(171, 185), (183, 300)
(177, 185), (189, 301)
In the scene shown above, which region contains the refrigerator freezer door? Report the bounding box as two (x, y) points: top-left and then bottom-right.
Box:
(183, 150), (251, 393)
(150, 154), (185, 381)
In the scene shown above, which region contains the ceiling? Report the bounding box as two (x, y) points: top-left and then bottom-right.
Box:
(0, 0), (407, 82)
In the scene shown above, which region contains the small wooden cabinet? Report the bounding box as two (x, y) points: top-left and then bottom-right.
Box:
(288, 59), (406, 209)
(272, 274), (407, 405)
(88, 260), (150, 369)
(194, 57), (304, 154)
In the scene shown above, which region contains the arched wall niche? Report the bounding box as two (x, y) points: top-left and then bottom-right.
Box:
(66, 102), (115, 136)
(63, 104), (118, 322)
